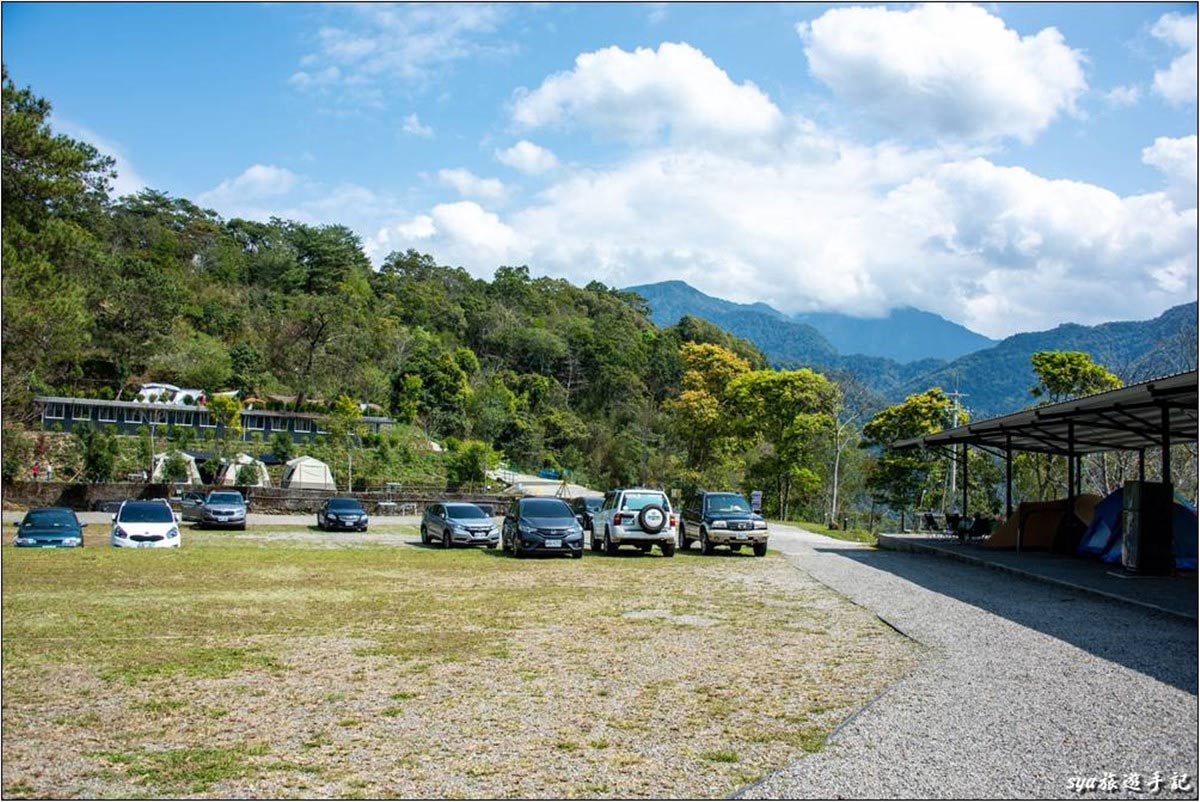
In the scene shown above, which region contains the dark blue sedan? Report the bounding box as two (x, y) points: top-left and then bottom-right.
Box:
(13, 507), (85, 548)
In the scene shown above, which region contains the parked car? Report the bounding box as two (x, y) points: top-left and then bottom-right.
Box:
(502, 497), (584, 559)
(317, 497), (369, 532)
(679, 491), (769, 556)
(421, 502), (500, 549)
(111, 499), (181, 548)
(13, 507), (85, 548)
(197, 490), (247, 530)
(594, 488), (676, 557)
(570, 496), (604, 533)
(179, 491), (207, 522)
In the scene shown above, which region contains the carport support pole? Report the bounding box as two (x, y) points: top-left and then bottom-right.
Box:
(1005, 433), (1013, 520)
(961, 443), (969, 518)
(1067, 422), (1076, 532)
(1161, 405), (1172, 484)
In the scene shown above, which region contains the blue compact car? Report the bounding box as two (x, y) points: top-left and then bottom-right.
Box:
(13, 507), (85, 548)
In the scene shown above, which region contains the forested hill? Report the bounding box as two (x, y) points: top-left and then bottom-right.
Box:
(628, 281), (1197, 418)
(628, 280), (995, 363)
(897, 302), (1199, 418)
(2, 71), (780, 488)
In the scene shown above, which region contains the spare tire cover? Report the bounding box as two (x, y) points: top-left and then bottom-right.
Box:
(638, 505), (666, 534)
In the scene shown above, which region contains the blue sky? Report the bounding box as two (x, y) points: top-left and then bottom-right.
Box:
(4, 2), (1197, 337)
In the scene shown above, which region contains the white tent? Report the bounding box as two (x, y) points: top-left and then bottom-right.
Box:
(217, 453), (271, 487)
(281, 455), (336, 491)
(151, 451), (203, 484)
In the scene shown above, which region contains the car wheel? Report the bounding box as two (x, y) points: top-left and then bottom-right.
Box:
(571, 549), (583, 559)
(443, 530), (452, 549)
(420, 525), (428, 544)
(486, 542), (497, 549)
(701, 528), (715, 555)
(238, 523), (246, 531)
(678, 523), (689, 550)
(590, 530), (602, 552)
(513, 537), (526, 559)
(604, 528), (619, 556)
(753, 542), (768, 557)
(661, 541), (675, 558)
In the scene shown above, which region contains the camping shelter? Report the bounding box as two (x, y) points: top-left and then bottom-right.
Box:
(151, 451), (203, 484)
(217, 453), (271, 487)
(893, 370), (1197, 560)
(281, 455), (336, 491)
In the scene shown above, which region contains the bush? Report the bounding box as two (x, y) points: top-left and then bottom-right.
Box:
(235, 464), (259, 486)
(2, 428), (30, 484)
(74, 424), (119, 483)
(268, 431), (293, 461)
(160, 451), (190, 483)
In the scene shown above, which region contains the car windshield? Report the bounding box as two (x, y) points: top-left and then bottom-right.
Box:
(706, 494), (752, 513)
(119, 502), (175, 523)
(446, 504), (488, 519)
(521, 499), (572, 518)
(23, 509), (76, 528)
(328, 498), (363, 511)
(622, 493), (668, 511)
(207, 493), (243, 505)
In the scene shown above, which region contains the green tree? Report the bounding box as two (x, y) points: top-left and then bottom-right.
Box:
(269, 431), (294, 462)
(444, 439), (500, 491)
(860, 388), (954, 520)
(73, 423), (119, 483)
(235, 463), (259, 486)
(160, 450), (190, 483)
(1029, 351), (1122, 404)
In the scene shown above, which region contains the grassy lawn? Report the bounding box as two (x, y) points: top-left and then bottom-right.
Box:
(786, 520), (877, 546)
(2, 526), (919, 798)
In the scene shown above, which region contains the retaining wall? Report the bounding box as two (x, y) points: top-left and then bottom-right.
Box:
(2, 482), (516, 515)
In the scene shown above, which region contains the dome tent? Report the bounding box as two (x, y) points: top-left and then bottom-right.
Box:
(280, 455), (336, 491)
(151, 451), (203, 485)
(217, 453), (271, 487)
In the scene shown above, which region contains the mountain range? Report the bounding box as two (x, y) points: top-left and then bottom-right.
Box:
(627, 280), (1197, 419)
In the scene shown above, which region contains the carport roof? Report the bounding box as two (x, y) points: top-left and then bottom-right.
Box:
(892, 370), (1198, 456)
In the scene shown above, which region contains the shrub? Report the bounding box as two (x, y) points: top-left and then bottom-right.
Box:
(160, 451), (190, 483)
(235, 464), (259, 486)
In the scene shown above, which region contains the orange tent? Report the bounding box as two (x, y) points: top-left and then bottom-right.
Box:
(983, 494), (1101, 551)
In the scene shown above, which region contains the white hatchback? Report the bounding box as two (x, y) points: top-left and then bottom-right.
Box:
(111, 499), (182, 548)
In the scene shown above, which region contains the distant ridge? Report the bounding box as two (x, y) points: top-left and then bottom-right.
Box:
(627, 280), (1198, 418)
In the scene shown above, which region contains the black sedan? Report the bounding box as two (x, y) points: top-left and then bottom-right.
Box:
(13, 507), (85, 548)
(570, 496), (604, 532)
(317, 497), (369, 532)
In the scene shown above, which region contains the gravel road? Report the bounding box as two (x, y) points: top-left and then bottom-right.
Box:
(741, 524), (1199, 800)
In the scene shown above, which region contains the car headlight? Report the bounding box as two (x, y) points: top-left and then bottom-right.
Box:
(453, 525), (469, 534)
(711, 520), (727, 529)
(114, 526), (128, 539)
(754, 520), (768, 529)
(62, 537), (81, 546)
(166, 527), (179, 539)
(14, 537), (33, 545)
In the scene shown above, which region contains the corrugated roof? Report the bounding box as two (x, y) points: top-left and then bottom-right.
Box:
(892, 370), (1197, 455)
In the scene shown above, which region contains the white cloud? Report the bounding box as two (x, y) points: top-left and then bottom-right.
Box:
(799, 4), (1087, 142)
(197, 165), (300, 209)
(1104, 84), (1141, 108)
(402, 113), (434, 137)
(1142, 135), (1198, 208)
(496, 140), (559, 174)
(438, 168), (506, 200)
(1150, 13), (1198, 105)
(53, 119), (148, 198)
(290, 5), (508, 107)
(511, 42), (783, 144)
(374, 130), (1195, 338)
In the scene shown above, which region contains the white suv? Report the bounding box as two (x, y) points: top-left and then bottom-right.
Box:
(593, 488), (676, 557)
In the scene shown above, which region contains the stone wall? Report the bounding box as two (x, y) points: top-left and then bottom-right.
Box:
(2, 482), (516, 515)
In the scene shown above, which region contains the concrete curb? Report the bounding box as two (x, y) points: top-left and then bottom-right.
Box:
(877, 533), (1197, 622)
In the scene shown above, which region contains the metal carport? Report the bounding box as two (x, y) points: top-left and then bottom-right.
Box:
(892, 370), (1198, 552)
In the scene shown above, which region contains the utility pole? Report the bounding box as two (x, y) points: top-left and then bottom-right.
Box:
(946, 383), (969, 509)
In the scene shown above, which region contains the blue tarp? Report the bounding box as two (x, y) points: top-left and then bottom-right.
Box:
(1087, 488), (1199, 569)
